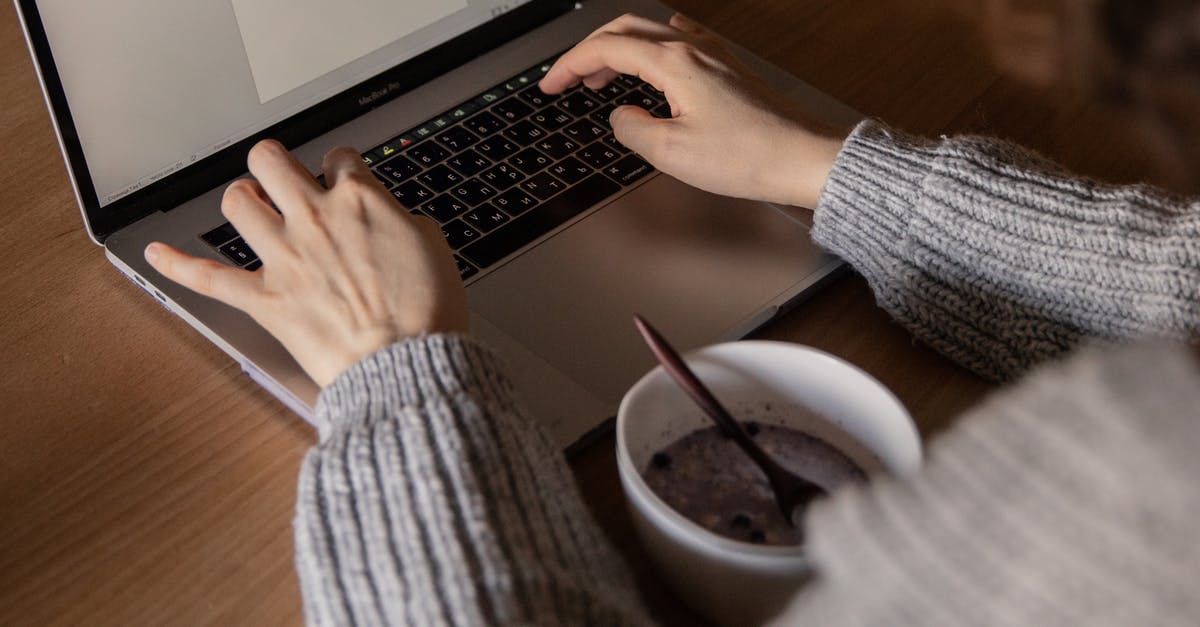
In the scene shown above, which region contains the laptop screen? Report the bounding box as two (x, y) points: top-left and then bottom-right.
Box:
(36, 0), (534, 209)
(20, 0), (572, 241)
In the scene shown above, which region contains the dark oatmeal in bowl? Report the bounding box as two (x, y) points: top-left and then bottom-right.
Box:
(641, 417), (865, 547)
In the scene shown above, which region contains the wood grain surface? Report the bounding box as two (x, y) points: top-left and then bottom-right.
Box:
(0, 1), (1172, 625)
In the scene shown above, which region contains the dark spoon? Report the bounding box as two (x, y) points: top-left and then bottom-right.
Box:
(633, 314), (827, 528)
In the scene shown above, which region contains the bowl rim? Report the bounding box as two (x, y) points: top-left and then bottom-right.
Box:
(616, 340), (917, 561)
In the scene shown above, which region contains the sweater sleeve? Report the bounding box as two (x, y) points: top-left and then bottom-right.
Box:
(293, 334), (651, 626)
(779, 342), (1200, 627)
(813, 120), (1200, 380)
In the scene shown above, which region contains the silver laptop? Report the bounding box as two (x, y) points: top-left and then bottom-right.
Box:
(17, 0), (858, 449)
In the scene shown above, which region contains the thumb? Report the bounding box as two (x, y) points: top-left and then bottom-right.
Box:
(609, 105), (671, 162)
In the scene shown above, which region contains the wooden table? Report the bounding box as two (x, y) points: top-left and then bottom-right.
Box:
(0, 1), (1173, 625)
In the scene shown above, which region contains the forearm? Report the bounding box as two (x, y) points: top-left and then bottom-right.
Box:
(813, 120), (1200, 380)
(294, 334), (649, 626)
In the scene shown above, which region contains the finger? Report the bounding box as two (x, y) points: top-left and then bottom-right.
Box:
(540, 34), (671, 94)
(222, 179), (284, 258)
(582, 12), (681, 43)
(144, 242), (263, 310)
(668, 13), (708, 37)
(322, 146), (376, 189)
(577, 14), (687, 90)
(609, 105), (673, 163)
(582, 69), (620, 90)
(246, 139), (321, 214)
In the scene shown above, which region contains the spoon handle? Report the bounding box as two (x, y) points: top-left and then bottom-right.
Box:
(633, 316), (785, 476)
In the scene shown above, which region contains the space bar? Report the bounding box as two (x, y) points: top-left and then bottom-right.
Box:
(461, 174), (621, 268)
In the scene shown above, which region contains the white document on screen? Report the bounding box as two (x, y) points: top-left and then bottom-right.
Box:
(231, 0), (469, 103)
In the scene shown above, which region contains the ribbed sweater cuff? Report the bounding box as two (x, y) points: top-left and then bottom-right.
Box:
(314, 334), (516, 440)
(812, 119), (938, 276)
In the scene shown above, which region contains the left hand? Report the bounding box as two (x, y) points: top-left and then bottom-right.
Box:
(145, 140), (469, 387)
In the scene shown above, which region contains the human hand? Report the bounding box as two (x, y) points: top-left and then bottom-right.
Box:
(144, 140), (469, 387)
(540, 13), (849, 208)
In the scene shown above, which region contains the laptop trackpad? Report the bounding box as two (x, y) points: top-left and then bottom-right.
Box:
(467, 175), (829, 406)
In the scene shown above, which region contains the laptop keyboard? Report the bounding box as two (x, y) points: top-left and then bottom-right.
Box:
(200, 53), (666, 281)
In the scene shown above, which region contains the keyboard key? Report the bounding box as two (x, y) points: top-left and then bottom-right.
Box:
(450, 179), (498, 206)
(421, 195), (470, 222)
(412, 124), (438, 142)
(474, 87), (508, 108)
(446, 150), (491, 177)
(391, 180), (435, 208)
(603, 134), (630, 154)
(529, 105), (573, 132)
(642, 84), (666, 101)
(501, 76), (530, 94)
(549, 157), (593, 185)
(603, 154), (654, 185)
(409, 142), (451, 167)
(558, 91), (599, 116)
(578, 143), (620, 169)
(510, 147), (552, 175)
(436, 126), (479, 152)
(518, 85), (558, 108)
(418, 165), (464, 192)
(475, 135), (520, 161)
(519, 61), (554, 84)
(493, 98), (534, 123)
(480, 163), (525, 189)
(462, 205), (511, 233)
(219, 238), (257, 266)
(372, 170), (396, 189)
(492, 188), (539, 216)
(521, 172), (566, 200)
(563, 119), (608, 143)
(592, 83), (626, 101)
(503, 120), (546, 146)
(465, 111), (506, 137)
(442, 219), (481, 249)
(447, 102), (479, 121)
(651, 103), (673, 119)
(617, 91), (658, 110)
(245, 259), (263, 272)
(201, 222), (239, 247)
(591, 103), (617, 127)
(377, 155), (422, 183)
(614, 74), (642, 89)
(454, 255), (478, 280)
(461, 174), (620, 268)
(534, 133), (581, 160)
(364, 136), (414, 164)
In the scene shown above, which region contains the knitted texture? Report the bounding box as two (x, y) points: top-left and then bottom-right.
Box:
(295, 335), (650, 626)
(291, 122), (1200, 626)
(814, 120), (1200, 380)
(782, 342), (1200, 626)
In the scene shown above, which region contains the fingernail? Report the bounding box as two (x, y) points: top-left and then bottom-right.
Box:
(144, 244), (159, 263)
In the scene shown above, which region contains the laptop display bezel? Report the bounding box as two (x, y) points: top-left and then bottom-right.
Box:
(16, 0), (576, 243)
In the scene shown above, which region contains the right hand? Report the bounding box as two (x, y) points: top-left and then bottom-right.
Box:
(540, 13), (850, 209)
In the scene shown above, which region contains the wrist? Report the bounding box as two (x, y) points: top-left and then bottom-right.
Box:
(782, 130), (846, 209)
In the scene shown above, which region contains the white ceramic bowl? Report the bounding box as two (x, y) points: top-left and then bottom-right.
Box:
(616, 341), (921, 626)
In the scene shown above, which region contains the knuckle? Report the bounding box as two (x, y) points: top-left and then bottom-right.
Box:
(324, 145), (359, 165)
(663, 39), (700, 59)
(338, 173), (377, 197)
(613, 12), (639, 27)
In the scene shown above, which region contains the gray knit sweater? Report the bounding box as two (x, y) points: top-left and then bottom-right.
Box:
(294, 120), (1200, 625)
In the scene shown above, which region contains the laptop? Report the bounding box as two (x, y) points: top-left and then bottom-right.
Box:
(16, 0), (859, 450)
